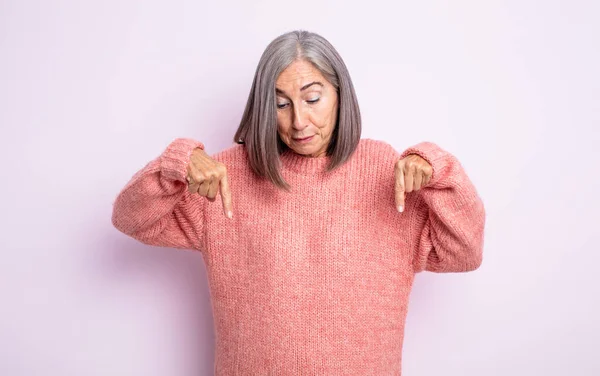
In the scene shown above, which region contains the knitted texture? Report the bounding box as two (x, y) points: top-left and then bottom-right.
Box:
(111, 137), (486, 375)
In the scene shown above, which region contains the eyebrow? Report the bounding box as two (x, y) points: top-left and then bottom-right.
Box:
(276, 81), (324, 96)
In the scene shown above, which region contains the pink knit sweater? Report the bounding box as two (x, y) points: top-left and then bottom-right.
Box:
(112, 137), (485, 375)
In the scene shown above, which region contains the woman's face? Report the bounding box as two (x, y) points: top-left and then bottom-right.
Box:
(275, 59), (338, 158)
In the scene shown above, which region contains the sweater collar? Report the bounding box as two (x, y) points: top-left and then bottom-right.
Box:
(279, 148), (332, 174)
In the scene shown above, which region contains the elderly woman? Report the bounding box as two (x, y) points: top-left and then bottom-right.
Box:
(112, 30), (485, 375)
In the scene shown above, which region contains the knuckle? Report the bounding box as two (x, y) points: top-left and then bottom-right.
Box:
(192, 171), (205, 182)
(216, 164), (227, 176)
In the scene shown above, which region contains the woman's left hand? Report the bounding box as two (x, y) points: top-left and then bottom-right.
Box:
(395, 154), (433, 213)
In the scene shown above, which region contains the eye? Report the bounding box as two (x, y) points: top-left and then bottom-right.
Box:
(277, 103), (290, 109)
(307, 97), (320, 104)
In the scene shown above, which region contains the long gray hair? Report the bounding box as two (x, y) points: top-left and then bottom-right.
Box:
(233, 30), (361, 190)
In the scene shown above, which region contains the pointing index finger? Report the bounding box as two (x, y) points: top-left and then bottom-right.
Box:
(219, 174), (233, 219)
(395, 161), (405, 212)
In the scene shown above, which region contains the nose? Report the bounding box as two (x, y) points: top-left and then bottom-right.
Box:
(292, 105), (308, 130)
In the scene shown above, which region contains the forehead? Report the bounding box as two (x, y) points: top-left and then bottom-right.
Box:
(276, 60), (326, 88)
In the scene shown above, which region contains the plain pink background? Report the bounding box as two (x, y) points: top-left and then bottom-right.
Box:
(1, 0), (598, 375)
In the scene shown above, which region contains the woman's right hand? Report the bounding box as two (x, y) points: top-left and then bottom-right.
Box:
(186, 147), (233, 219)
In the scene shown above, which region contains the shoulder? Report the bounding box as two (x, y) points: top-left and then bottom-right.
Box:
(208, 143), (249, 172)
(344, 138), (402, 180)
(356, 138), (401, 164)
(210, 142), (245, 159)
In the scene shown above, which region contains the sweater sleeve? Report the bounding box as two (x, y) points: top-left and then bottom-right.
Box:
(111, 138), (207, 251)
(399, 142), (486, 273)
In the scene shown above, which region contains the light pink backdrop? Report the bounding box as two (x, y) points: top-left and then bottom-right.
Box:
(1, 0), (599, 375)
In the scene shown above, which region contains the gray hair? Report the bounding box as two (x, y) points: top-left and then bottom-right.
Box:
(233, 30), (362, 190)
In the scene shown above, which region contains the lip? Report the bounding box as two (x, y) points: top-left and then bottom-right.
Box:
(294, 135), (314, 143)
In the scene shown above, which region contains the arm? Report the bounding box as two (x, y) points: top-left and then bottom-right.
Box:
(111, 138), (207, 251)
(400, 142), (486, 273)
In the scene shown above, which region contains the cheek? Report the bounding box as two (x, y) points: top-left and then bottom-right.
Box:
(277, 117), (290, 137)
(315, 102), (337, 130)
(276, 112), (285, 127)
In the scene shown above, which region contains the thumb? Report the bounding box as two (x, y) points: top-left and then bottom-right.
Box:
(219, 174), (233, 219)
(395, 161), (405, 213)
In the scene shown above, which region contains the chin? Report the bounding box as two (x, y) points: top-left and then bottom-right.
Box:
(292, 148), (312, 156)
(301, 147), (326, 158)
(285, 138), (323, 156)
(295, 143), (316, 152)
